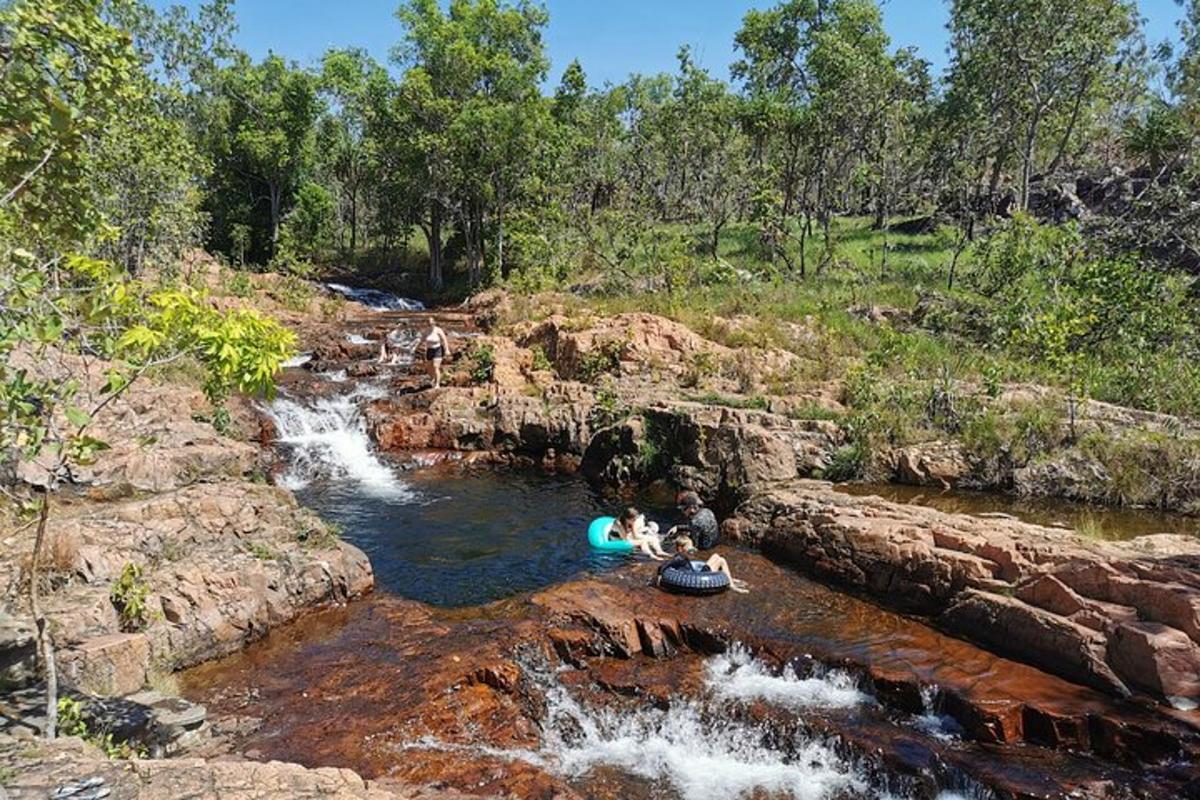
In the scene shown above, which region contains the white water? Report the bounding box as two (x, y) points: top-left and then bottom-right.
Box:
(540, 680), (872, 800)
(912, 685), (962, 741)
(326, 282), (425, 311)
(706, 646), (871, 711)
(263, 384), (411, 499)
(396, 650), (960, 800)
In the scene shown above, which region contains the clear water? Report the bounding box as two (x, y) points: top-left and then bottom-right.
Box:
(295, 469), (668, 607)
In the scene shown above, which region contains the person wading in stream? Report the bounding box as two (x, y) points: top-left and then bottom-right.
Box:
(413, 316), (451, 389)
(666, 490), (720, 550)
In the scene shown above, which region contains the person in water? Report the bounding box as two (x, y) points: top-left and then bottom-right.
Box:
(413, 316), (452, 388)
(666, 490), (719, 550)
(655, 535), (748, 593)
(611, 506), (670, 559)
(377, 329), (408, 365)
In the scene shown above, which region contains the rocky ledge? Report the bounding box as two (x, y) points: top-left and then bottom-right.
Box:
(179, 556), (1200, 799)
(3, 328), (373, 698)
(725, 480), (1200, 705)
(2, 734), (463, 800)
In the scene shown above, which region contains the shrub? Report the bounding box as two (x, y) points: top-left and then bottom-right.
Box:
(577, 339), (624, 383)
(470, 344), (496, 383)
(110, 563), (150, 632)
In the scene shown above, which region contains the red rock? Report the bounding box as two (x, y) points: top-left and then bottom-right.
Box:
(1017, 574), (1086, 616)
(1108, 621), (1200, 700)
(940, 590), (1130, 697)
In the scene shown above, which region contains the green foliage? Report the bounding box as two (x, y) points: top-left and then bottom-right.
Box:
(110, 563), (150, 632)
(589, 385), (627, 429)
(227, 269), (254, 298)
(577, 340), (624, 383)
(530, 345), (553, 373)
(245, 541), (278, 561)
(821, 443), (868, 482)
(56, 696), (143, 759)
(469, 344), (496, 383)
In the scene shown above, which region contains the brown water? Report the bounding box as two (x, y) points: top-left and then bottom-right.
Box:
(182, 551), (1197, 800)
(202, 300), (1197, 799)
(837, 482), (1200, 541)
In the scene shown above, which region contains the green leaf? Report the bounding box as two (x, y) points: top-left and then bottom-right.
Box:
(64, 406), (91, 427)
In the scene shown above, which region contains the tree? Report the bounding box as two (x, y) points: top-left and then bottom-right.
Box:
(944, 0), (1140, 211)
(393, 0), (552, 290)
(318, 48), (386, 254)
(734, 0), (902, 274)
(1, 0), (295, 741)
(203, 54), (322, 261)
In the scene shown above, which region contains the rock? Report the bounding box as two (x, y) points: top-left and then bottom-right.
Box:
(5, 483), (373, 697)
(891, 441), (971, 489)
(59, 633), (151, 697)
(728, 480), (1200, 704)
(0, 610), (36, 689)
(1108, 621), (1200, 699)
(0, 732), (451, 799)
(940, 591), (1131, 697)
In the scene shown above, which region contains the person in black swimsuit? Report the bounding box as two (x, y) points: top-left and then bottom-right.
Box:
(413, 316), (451, 388)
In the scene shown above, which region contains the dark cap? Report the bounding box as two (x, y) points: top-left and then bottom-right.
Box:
(676, 490), (701, 510)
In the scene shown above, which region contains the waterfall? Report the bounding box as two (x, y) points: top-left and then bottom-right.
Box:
(705, 645), (871, 711)
(263, 383), (411, 500)
(398, 647), (997, 800)
(326, 283), (426, 311)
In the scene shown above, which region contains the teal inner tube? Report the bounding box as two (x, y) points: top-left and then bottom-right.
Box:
(587, 516), (633, 553)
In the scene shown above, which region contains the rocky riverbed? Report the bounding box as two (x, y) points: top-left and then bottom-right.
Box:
(3, 272), (1200, 798)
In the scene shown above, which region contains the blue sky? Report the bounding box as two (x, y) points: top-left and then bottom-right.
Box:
(154, 0), (1189, 87)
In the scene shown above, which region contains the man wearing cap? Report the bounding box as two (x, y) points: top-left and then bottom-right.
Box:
(667, 490), (720, 551)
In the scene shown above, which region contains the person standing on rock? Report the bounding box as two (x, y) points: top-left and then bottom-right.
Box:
(667, 491), (720, 550)
(413, 316), (452, 389)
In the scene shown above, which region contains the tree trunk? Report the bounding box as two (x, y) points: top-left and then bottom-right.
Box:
(426, 202), (444, 293)
(268, 182), (282, 254)
(31, 493), (57, 739)
(1019, 112), (1042, 212)
(497, 188), (506, 280)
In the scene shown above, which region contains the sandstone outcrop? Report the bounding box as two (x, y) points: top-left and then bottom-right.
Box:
(4, 483), (372, 697)
(725, 480), (1200, 704)
(2, 734), (463, 800)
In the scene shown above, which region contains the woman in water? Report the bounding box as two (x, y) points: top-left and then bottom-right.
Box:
(655, 535), (749, 593)
(413, 316), (452, 388)
(612, 506), (670, 560)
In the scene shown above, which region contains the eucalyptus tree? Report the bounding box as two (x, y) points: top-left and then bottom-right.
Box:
(393, 0), (552, 290)
(945, 0), (1140, 211)
(734, 0), (901, 275)
(318, 48), (388, 253)
(203, 54), (322, 261)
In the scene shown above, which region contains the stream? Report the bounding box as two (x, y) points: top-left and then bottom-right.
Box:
(183, 291), (1196, 799)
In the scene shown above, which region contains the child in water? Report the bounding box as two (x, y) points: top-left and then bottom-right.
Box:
(611, 506), (670, 560)
(655, 535), (749, 593)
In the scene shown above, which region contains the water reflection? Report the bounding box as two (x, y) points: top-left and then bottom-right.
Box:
(836, 483), (1199, 541)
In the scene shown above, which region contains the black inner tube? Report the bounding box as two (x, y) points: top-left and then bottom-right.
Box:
(658, 560), (730, 596)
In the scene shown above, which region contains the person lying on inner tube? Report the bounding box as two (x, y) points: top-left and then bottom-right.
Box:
(612, 506), (670, 560)
(654, 536), (749, 593)
(666, 491), (720, 550)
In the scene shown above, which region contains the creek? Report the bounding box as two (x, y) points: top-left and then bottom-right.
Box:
(183, 292), (1195, 799)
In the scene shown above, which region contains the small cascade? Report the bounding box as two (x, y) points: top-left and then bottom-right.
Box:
(263, 383), (411, 500)
(706, 645), (871, 711)
(398, 649), (998, 800)
(326, 283), (426, 311)
(912, 685), (963, 741)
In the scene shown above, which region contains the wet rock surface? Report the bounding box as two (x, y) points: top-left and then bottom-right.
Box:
(725, 480), (1200, 706)
(180, 554), (1200, 799)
